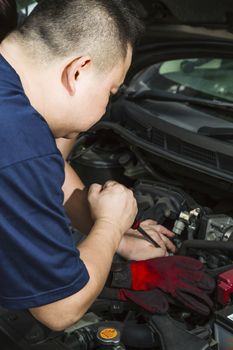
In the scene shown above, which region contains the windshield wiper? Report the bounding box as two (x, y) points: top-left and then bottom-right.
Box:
(198, 126), (233, 140)
(127, 89), (233, 112)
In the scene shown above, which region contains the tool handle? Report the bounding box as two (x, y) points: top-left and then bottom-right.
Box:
(132, 220), (159, 248)
(131, 220), (140, 230)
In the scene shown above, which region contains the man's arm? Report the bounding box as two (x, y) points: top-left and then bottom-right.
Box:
(56, 138), (93, 234)
(30, 219), (121, 331)
(63, 161), (93, 234)
(30, 181), (137, 331)
(57, 138), (176, 258)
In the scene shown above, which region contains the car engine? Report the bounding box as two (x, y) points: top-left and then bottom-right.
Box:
(2, 129), (233, 350)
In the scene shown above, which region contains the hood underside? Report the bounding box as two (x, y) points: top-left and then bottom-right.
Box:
(135, 0), (233, 29)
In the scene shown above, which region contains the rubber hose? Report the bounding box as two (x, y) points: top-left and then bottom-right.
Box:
(122, 324), (158, 348)
(179, 239), (233, 256)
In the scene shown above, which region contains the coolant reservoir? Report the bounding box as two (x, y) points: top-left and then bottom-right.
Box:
(96, 326), (125, 349)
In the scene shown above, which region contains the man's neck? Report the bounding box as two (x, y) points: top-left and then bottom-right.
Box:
(0, 36), (59, 137)
(1, 38), (40, 103)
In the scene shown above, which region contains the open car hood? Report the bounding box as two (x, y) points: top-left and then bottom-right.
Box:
(135, 0), (233, 29)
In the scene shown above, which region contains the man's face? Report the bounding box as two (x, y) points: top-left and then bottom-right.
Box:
(63, 47), (132, 138)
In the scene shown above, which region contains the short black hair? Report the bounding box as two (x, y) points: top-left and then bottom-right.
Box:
(0, 0), (17, 42)
(16, 0), (144, 70)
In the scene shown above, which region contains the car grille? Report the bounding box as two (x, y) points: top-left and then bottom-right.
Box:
(125, 117), (227, 170)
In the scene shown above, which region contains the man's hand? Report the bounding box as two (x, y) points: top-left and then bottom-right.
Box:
(88, 180), (138, 239)
(117, 219), (176, 260)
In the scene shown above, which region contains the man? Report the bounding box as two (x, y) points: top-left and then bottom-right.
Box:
(0, 0), (176, 331)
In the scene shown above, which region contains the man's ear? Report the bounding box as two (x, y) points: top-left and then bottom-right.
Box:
(61, 56), (91, 96)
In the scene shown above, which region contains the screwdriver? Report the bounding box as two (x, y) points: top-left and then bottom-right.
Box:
(131, 220), (160, 248)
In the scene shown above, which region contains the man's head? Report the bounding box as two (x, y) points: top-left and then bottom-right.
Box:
(0, 0), (17, 42)
(2, 0), (143, 138)
(17, 0), (143, 72)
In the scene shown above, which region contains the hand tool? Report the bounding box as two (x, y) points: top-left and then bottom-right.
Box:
(131, 220), (160, 248)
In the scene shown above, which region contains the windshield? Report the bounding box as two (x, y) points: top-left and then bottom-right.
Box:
(130, 58), (233, 103)
(17, 0), (37, 14)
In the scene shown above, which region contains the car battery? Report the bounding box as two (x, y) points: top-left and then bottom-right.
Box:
(214, 305), (233, 350)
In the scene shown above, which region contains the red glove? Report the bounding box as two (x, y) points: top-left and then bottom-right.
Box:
(111, 256), (215, 315)
(119, 288), (168, 314)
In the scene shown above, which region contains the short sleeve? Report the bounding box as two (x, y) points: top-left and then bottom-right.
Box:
(0, 153), (89, 309)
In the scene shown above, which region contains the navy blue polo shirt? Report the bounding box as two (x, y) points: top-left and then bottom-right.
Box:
(0, 55), (89, 309)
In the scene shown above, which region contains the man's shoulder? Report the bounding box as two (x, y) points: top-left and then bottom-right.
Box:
(0, 56), (59, 170)
(0, 97), (58, 170)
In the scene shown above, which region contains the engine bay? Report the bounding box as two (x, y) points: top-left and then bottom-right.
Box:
(2, 129), (233, 350)
(69, 129), (233, 349)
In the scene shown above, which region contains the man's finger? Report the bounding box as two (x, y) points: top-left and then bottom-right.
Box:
(103, 180), (119, 189)
(141, 219), (158, 226)
(142, 230), (167, 251)
(88, 183), (103, 195)
(159, 234), (176, 253)
(152, 224), (175, 238)
(140, 220), (174, 238)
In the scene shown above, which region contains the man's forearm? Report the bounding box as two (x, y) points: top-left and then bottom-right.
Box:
(56, 137), (93, 234)
(63, 161), (93, 234)
(30, 220), (122, 331)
